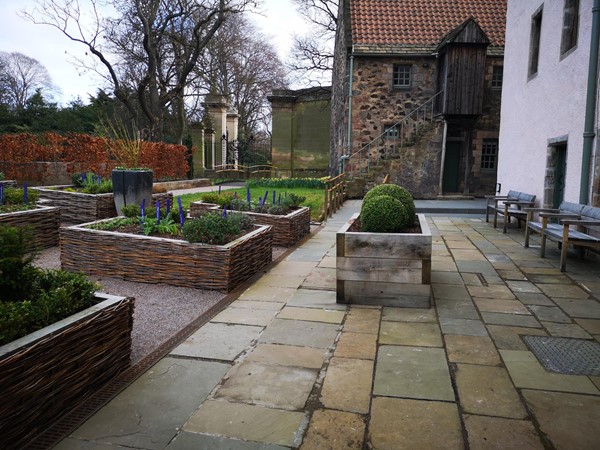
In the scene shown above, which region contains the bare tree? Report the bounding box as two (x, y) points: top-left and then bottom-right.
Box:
(0, 52), (54, 110)
(194, 15), (287, 137)
(288, 0), (337, 85)
(23, 0), (257, 142)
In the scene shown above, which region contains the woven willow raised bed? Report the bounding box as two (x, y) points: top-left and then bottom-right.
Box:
(190, 202), (310, 247)
(0, 293), (133, 449)
(61, 221), (273, 291)
(336, 213), (432, 308)
(0, 205), (60, 249)
(35, 185), (173, 223)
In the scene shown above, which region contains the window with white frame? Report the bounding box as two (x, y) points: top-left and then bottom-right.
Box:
(393, 64), (412, 88)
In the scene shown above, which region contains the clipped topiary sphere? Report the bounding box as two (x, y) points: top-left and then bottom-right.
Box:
(360, 194), (409, 232)
(363, 183), (415, 225)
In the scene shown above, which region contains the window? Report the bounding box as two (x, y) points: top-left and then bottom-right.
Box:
(393, 64), (412, 88)
(492, 66), (503, 89)
(561, 0), (579, 56)
(481, 139), (498, 170)
(384, 124), (399, 140)
(528, 7), (543, 78)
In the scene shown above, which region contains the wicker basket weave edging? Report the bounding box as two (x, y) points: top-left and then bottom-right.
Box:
(190, 202), (310, 247)
(0, 205), (60, 249)
(0, 293), (134, 449)
(60, 220), (273, 292)
(35, 185), (173, 224)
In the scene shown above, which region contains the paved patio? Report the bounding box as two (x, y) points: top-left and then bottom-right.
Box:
(55, 200), (600, 449)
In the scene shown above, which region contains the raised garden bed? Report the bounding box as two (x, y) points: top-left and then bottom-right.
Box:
(0, 293), (134, 449)
(35, 185), (173, 223)
(60, 220), (273, 291)
(336, 213), (432, 308)
(0, 205), (60, 249)
(190, 202), (310, 247)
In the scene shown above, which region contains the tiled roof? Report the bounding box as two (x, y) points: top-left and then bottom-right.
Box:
(350, 0), (506, 51)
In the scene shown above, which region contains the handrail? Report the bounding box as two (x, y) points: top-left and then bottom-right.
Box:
(344, 91), (443, 177)
(323, 173), (346, 220)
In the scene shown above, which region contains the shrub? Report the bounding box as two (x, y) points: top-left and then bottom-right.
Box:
(200, 191), (235, 207)
(121, 204), (141, 218)
(246, 177), (326, 189)
(363, 183), (415, 221)
(2, 187), (39, 205)
(0, 225), (38, 302)
(281, 193), (306, 208)
(360, 194), (409, 232)
(71, 172), (113, 194)
(182, 212), (253, 245)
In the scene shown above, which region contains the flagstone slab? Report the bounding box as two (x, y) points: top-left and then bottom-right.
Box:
(301, 267), (337, 290)
(259, 319), (339, 349)
(343, 307), (381, 334)
(439, 318), (488, 336)
(537, 283), (590, 299)
(500, 350), (599, 394)
(456, 260), (497, 275)
(432, 257), (459, 272)
(431, 271), (464, 285)
(229, 300), (285, 311)
(540, 322), (592, 339)
(269, 260), (318, 277)
(445, 239), (476, 249)
(286, 247), (327, 262)
(445, 335), (501, 365)
(455, 364), (527, 418)
(552, 298), (600, 318)
(171, 323), (263, 361)
(481, 312), (541, 328)
(450, 249), (487, 261)
(300, 409), (365, 450)
(166, 432), (288, 450)
(245, 344), (327, 369)
(368, 397), (463, 450)
(255, 274), (306, 289)
(527, 305), (571, 323)
(335, 331), (377, 360)
(515, 292), (555, 306)
(379, 321), (442, 347)
(487, 325), (547, 350)
(461, 273), (484, 286)
(497, 269), (528, 281)
(211, 307), (278, 327)
(505, 280), (542, 294)
(216, 360), (318, 410)
(473, 298), (530, 315)
(463, 415), (543, 450)
(183, 400), (304, 447)
(68, 358), (230, 450)
(277, 306), (345, 324)
(432, 284), (471, 300)
(522, 390), (600, 450)
(321, 357), (373, 413)
(574, 318), (600, 335)
(374, 346), (454, 401)
(467, 285), (515, 299)
(286, 288), (346, 310)
(318, 255), (337, 269)
(436, 298), (480, 320)
(382, 307), (437, 323)
(526, 274), (572, 284)
(239, 285), (297, 303)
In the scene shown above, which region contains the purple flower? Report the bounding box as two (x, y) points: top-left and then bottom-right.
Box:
(272, 190), (276, 204)
(81, 173), (86, 183)
(23, 182), (28, 204)
(156, 200), (161, 224)
(97, 175), (101, 186)
(141, 198), (146, 221)
(246, 188), (251, 206)
(0, 183), (4, 204)
(264, 191), (268, 204)
(222, 205), (227, 218)
(177, 197), (185, 226)
(259, 196), (263, 207)
(166, 199), (171, 215)
(278, 193), (281, 204)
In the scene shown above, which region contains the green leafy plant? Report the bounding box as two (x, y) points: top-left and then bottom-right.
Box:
(71, 172), (113, 194)
(200, 191), (235, 207)
(281, 193), (306, 208)
(88, 217), (138, 231)
(121, 204), (141, 218)
(246, 177), (326, 189)
(0, 172), (5, 181)
(360, 194), (410, 233)
(182, 212), (253, 245)
(139, 217), (179, 236)
(0, 187), (40, 213)
(363, 183), (415, 220)
(0, 224), (99, 345)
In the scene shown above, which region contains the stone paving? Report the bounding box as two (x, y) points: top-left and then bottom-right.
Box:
(56, 200), (600, 450)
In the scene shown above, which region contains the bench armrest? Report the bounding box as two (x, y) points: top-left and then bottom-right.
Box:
(539, 212), (580, 219)
(560, 218), (600, 227)
(524, 207), (559, 213)
(504, 200), (535, 207)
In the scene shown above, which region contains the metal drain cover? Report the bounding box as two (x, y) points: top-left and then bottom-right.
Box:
(523, 336), (600, 376)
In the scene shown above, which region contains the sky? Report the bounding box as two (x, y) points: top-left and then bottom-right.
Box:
(0, 0), (308, 105)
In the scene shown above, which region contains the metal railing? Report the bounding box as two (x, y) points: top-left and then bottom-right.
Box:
(343, 91), (443, 178)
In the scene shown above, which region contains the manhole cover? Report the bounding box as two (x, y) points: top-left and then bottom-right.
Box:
(523, 336), (600, 376)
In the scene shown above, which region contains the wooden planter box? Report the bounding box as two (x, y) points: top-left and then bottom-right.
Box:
(36, 185), (173, 223)
(0, 205), (60, 249)
(336, 213), (432, 308)
(190, 202), (310, 247)
(60, 221), (273, 292)
(0, 293), (134, 449)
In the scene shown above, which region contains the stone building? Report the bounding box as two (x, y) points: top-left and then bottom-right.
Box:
(331, 0), (507, 198)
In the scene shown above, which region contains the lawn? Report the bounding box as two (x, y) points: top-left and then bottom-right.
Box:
(177, 186), (325, 221)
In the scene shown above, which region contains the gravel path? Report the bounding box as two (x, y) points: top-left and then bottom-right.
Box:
(33, 245), (287, 364)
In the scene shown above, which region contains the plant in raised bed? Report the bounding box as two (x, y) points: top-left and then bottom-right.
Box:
(0, 224), (100, 345)
(0, 186), (39, 214)
(66, 171), (113, 194)
(336, 183), (431, 308)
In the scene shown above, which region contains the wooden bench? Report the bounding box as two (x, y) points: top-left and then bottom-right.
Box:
(486, 190), (537, 233)
(525, 201), (600, 272)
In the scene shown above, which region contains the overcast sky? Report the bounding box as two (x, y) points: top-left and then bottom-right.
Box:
(0, 0), (307, 105)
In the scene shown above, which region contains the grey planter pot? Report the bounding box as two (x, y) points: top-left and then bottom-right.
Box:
(111, 169), (153, 215)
